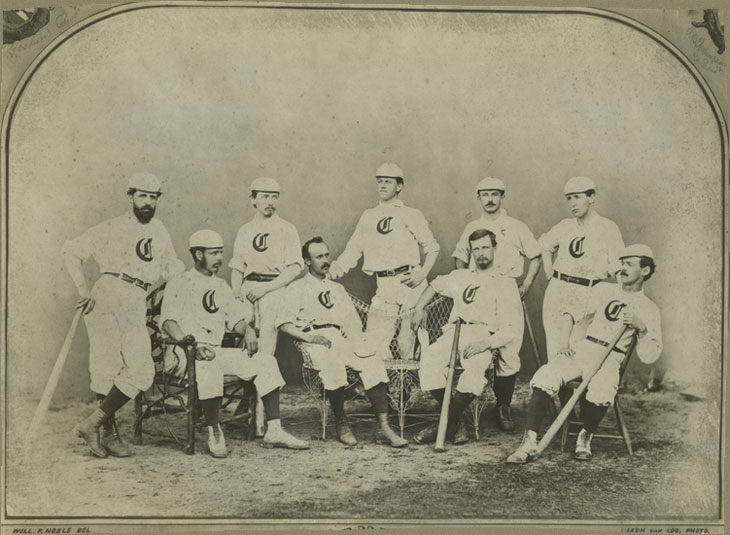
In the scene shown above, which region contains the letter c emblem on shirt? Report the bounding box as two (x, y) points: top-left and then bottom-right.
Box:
(462, 285), (479, 304)
(202, 290), (219, 313)
(253, 233), (270, 252)
(135, 238), (153, 262)
(604, 300), (626, 322)
(318, 290), (334, 309)
(569, 236), (585, 258)
(376, 217), (393, 235)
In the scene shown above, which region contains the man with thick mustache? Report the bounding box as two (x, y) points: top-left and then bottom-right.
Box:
(410, 228), (522, 445)
(160, 230), (309, 457)
(328, 163), (440, 363)
(452, 177), (542, 433)
(507, 244), (661, 463)
(277, 236), (408, 448)
(540, 176), (625, 362)
(64, 173), (184, 458)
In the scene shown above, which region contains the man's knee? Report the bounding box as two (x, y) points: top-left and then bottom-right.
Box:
(530, 364), (563, 397)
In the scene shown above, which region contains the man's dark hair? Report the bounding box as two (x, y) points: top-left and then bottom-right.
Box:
(189, 247), (205, 262)
(584, 189), (596, 197)
(640, 257), (656, 281)
(468, 228), (497, 248)
(302, 236), (326, 261)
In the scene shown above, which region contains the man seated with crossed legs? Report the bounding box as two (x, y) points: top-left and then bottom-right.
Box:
(507, 244), (661, 463)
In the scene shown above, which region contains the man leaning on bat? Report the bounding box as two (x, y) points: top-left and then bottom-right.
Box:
(507, 244), (662, 463)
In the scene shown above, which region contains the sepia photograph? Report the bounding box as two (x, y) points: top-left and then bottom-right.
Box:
(1, 1), (726, 532)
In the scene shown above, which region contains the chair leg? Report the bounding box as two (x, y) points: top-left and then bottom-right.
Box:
(560, 417), (569, 452)
(614, 399), (633, 457)
(186, 389), (196, 455)
(133, 394), (144, 445)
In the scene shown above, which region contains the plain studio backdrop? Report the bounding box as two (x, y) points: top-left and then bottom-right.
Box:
(5, 6), (723, 431)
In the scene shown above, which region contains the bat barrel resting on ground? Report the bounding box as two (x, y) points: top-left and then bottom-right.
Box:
(26, 308), (83, 458)
(434, 319), (463, 452)
(533, 325), (630, 459)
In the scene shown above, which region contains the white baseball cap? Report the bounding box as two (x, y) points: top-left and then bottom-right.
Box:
(376, 163), (404, 180)
(619, 244), (654, 261)
(250, 177), (281, 194)
(127, 172), (161, 193)
(476, 177), (506, 193)
(563, 176), (596, 195)
(189, 229), (224, 249)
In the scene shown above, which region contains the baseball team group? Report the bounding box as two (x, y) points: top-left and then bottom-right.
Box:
(63, 163), (662, 464)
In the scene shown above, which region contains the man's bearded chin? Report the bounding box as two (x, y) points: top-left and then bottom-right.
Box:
(133, 204), (155, 223)
(475, 257), (491, 270)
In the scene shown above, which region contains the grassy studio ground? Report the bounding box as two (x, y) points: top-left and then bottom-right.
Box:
(6, 378), (718, 521)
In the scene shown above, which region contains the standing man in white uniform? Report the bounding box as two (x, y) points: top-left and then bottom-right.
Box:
(507, 244), (661, 463)
(411, 229), (523, 445)
(229, 177), (303, 433)
(277, 237), (408, 448)
(452, 177), (542, 431)
(229, 177), (303, 354)
(329, 163), (440, 362)
(161, 230), (309, 457)
(540, 177), (625, 361)
(64, 173), (184, 458)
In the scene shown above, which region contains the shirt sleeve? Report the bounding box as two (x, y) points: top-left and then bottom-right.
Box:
(634, 302), (662, 365)
(159, 275), (186, 331)
(605, 221), (626, 276)
(430, 273), (458, 300)
(158, 226), (185, 280)
(517, 221), (542, 260)
(451, 226), (471, 264)
(538, 221), (561, 254)
(62, 222), (103, 262)
(489, 281), (522, 348)
(283, 223), (303, 269)
(332, 214), (366, 274)
(408, 209), (440, 255)
(275, 284), (301, 329)
(227, 228), (247, 273)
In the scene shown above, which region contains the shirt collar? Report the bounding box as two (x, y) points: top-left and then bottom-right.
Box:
(480, 208), (508, 223)
(254, 212), (281, 223)
(378, 198), (404, 208)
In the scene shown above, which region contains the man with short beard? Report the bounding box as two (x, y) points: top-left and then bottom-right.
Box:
(277, 236), (408, 448)
(161, 230), (309, 457)
(452, 177), (542, 432)
(63, 173), (184, 458)
(410, 228), (523, 445)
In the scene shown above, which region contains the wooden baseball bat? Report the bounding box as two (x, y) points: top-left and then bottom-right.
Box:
(252, 300), (266, 437)
(533, 325), (630, 459)
(25, 308), (83, 457)
(434, 319), (463, 452)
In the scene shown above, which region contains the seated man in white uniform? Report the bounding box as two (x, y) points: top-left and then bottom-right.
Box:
(161, 230), (309, 457)
(277, 236), (408, 448)
(410, 228), (522, 445)
(507, 244), (661, 463)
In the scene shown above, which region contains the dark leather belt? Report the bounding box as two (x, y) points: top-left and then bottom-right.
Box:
(553, 270), (600, 287)
(245, 273), (278, 282)
(302, 323), (341, 333)
(375, 265), (411, 277)
(103, 272), (151, 291)
(586, 335), (626, 354)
